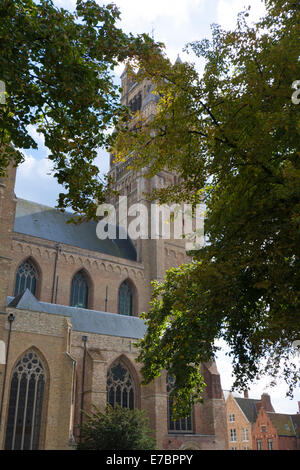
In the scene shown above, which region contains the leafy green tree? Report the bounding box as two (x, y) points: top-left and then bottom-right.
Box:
(113, 0), (300, 416)
(0, 0), (159, 220)
(77, 405), (156, 450)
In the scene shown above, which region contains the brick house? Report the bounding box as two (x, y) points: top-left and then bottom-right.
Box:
(225, 391), (274, 450)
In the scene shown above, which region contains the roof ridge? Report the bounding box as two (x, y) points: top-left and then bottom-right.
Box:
(236, 396), (260, 402)
(267, 411), (297, 417)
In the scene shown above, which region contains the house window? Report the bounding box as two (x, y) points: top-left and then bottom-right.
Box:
(230, 429), (237, 442)
(70, 270), (89, 308)
(167, 376), (193, 433)
(118, 280), (133, 316)
(261, 425), (266, 432)
(257, 439), (263, 450)
(242, 428), (249, 441)
(229, 413), (235, 422)
(268, 439), (274, 450)
(107, 361), (134, 410)
(14, 260), (38, 297)
(5, 350), (46, 450)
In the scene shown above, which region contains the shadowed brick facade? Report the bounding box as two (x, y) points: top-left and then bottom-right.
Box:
(252, 408), (300, 450)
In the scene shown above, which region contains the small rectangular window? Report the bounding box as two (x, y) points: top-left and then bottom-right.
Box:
(230, 429), (237, 442)
(229, 413), (235, 422)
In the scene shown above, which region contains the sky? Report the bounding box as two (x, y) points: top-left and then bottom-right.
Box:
(14, 0), (300, 414)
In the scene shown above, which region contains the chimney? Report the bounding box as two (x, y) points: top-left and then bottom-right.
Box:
(260, 393), (274, 412)
(244, 390), (249, 399)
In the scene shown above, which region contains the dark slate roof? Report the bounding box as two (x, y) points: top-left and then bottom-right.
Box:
(14, 198), (137, 262)
(6, 290), (147, 340)
(235, 397), (260, 424)
(267, 413), (297, 437)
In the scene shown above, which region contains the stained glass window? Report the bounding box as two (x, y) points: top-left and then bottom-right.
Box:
(14, 260), (38, 297)
(167, 375), (193, 433)
(118, 281), (133, 316)
(5, 350), (46, 450)
(107, 361), (134, 410)
(70, 270), (89, 308)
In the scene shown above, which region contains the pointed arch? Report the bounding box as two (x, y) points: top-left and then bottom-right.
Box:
(4, 348), (49, 450)
(118, 278), (138, 317)
(14, 257), (41, 299)
(106, 355), (140, 410)
(70, 268), (93, 309)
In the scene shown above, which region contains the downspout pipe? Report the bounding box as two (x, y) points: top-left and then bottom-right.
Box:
(51, 244), (61, 304)
(0, 313), (15, 429)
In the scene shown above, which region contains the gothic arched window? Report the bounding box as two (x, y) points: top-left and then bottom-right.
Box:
(107, 361), (134, 410)
(118, 280), (133, 316)
(5, 350), (46, 450)
(167, 375), (193, 433)
(70, 270), (89, 308)
(14, 260), (38, 297)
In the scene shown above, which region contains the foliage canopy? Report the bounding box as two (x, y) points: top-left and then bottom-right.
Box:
(113, 0), (300, 416)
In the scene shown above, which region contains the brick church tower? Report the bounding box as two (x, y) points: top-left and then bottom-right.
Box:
(107, 68), (228, 449)
(108, 67), (191, 284)
(0, 67), (227, 450)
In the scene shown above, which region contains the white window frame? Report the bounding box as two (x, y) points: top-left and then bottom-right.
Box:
(230, 428), (237, 442)
(257, 439), (263, 450)
(268, 438), (274, 450)
(242, 427), (249, 441)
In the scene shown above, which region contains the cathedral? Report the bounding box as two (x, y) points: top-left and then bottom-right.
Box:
(0, 68), (227, 450)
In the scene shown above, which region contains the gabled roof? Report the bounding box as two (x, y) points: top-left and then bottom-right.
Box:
(14, 198), (137, 262)
(6, 290), (147, 340)
(267, 413), (297, 437)
(234, 397), (260, 424)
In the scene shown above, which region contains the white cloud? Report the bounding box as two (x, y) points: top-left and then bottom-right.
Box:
(112, 0), (205, 28)
(217, 0), (266, 30)
(26, 125), (47, 150)
(15, 149), (110, 208)
(15, 153), (62, 208)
